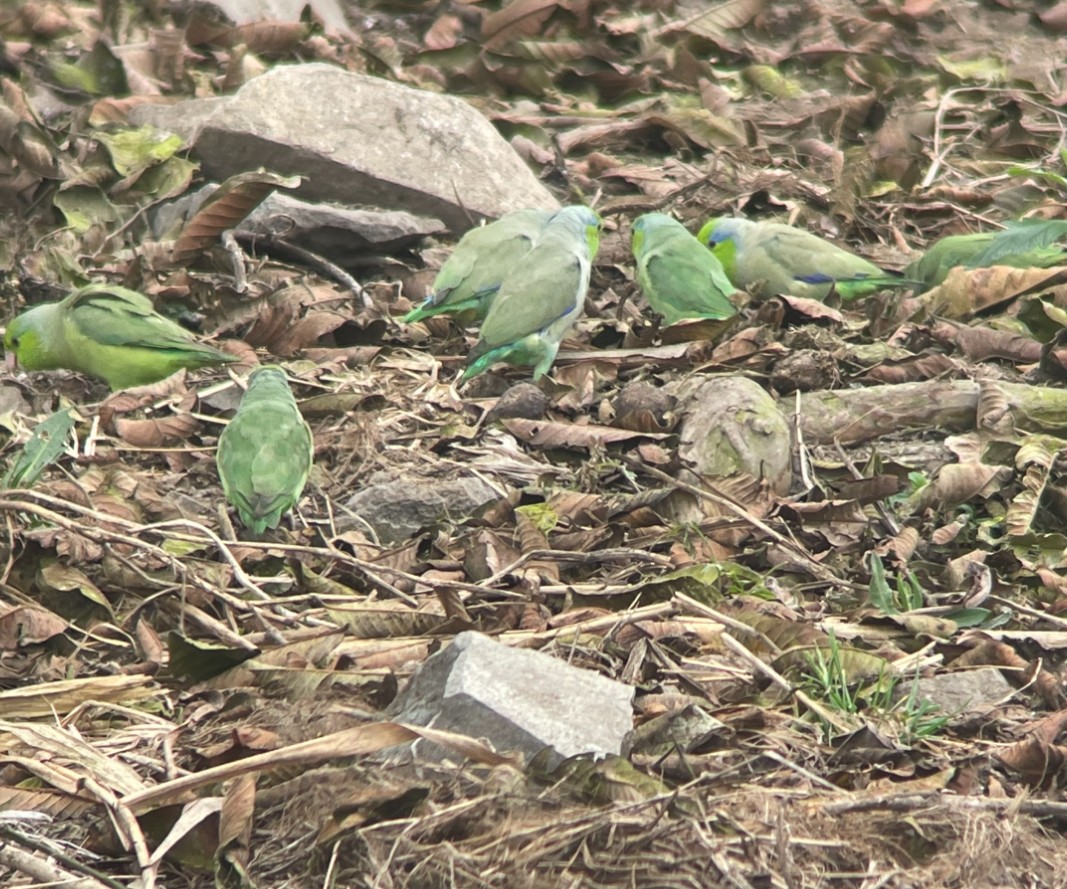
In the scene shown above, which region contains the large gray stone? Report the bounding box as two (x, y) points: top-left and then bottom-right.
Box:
(137, 64), (559, 232)
(391, 632), (634, 766)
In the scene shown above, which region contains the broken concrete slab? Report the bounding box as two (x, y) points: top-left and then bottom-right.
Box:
(339, 473), (501, 545)
(135, 64), (559, 233)
(390, 631), (634, 766)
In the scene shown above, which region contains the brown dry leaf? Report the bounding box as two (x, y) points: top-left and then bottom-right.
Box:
(917, 462), (1012, 511)
(662, 0), (766, 44)
(210, 21), (309, 52)
(424, 13), (465, 51)
(134, 617), (166, 669)
(930, 515), (968, 545)
(643, 108), (745, 149)
(923, 265), (1067, 320)
(928, 319), (1042, 364)
(334, 639), (434, 671)
(772, 645), (891, 684)
(0, 785), (95, 819)
(271, 310), (350, 357)
(658, 316), (736, 345)
(38, 561), (113, 614)
(481, 0), (559, 50)
(0, 721), (149, 795)
(515, 509), (559, 583)
(326, 602), (447, 638)
(729, 609), (821, 654)
(502, 417), (669, 449)
(994, 737), (1067, 788)
(115, 411), (201, 448)
(314, 781), (430, 845)
(834, 475), (901, 505)
(170, 170), (301, 263)
(464, 529), (523, 581)
(125, 723), (518, 813)
(953, 635), (1040, 679)
(200, 727), (283, 765)
(779, 500), (871, 547)
(0, 605), (68, 647)
(217, 772), (256, 883)
(1004, 436), (1057, 538)
(864, 352), (962, 384)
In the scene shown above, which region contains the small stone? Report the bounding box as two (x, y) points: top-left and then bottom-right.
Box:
(613, 380), (676, 432)
(770, 349), (839, 394)
(486, 383), (548, 422)
(390, 631), (634, 767)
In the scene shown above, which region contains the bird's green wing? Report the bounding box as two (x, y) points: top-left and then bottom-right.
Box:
(640, 232), (737, 322)
(760, 226), (883, 282)
(968, 219), (1067, 268)
(66, 284), (222, 353)
(477, 253), (583, 349)
(217, 369), (313, 535)
(405, 209), (552, 322)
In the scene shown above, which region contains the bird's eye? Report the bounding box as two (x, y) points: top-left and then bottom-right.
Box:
(8, 337), (17, 348)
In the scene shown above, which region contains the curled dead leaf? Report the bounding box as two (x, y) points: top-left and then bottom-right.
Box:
(114, 411), (201, 448)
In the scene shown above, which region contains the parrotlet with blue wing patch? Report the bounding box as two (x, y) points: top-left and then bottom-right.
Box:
(697, 217), (911, 302)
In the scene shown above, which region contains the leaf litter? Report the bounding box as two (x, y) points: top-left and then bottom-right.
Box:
(2, 0), (1067, 887)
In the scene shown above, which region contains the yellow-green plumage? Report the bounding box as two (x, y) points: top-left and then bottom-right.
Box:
(905, 231), (1067, 293)
(404, 209), (554, 324)
(3, 282), (236, 390)
(698, 217), (910, 302)
(631, 213), (739, 324)
(216, 367), (313, 536)
(459, 205), (600, 384)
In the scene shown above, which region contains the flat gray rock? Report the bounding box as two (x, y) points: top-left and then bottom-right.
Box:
(136, 64), (558, 232)
(903, 667), (1014, 717)
(340, 474), (501, 545)
(238, 193), (445, 259)
(391, 632), (634, 766)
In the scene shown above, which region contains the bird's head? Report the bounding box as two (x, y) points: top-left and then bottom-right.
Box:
(697, 217), (742, 248)
(3, 309), (46, 372)
(631, 213), (678, 254)
(246, 365), (291, 393)
(554, 205), (601, 258)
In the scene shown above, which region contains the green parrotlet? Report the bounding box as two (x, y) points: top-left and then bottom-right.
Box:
(459, 205), (601, 384)
(631, 213), (739, 324)
(216, 366), (313, 536)
(3, 282), (236, 390)
(906, 230), (1067, 293)
(404, 209), (554, 324)
(698, 217), (911, 302)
